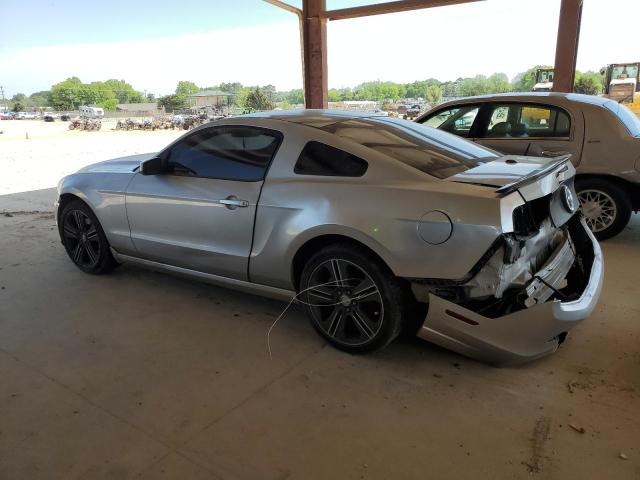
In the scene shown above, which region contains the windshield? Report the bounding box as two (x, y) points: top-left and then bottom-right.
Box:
(536, 70), (554, 83)
(320, 117), (499, 179)
(605, 101), (640, 137)
(611, 65), (639, 81)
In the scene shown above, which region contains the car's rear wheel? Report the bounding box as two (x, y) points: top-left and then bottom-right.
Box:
(60, 200), (117, 274)
(575, 177), (631, 240)
(299, 244), (405, 353)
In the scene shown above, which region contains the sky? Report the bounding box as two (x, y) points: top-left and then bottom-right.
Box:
(1, 0), (639, 98)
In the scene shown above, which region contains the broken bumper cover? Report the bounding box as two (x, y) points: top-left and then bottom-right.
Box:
(417, 219), (604, 365)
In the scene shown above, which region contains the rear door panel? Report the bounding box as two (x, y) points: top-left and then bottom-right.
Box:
(472, 102), (584, 164)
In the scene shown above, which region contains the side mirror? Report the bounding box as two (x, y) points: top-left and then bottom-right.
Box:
(141, 156), (164, 175)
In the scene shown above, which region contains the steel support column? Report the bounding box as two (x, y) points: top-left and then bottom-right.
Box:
(302, 0), (328, 108)
(553, 0), (583, 93)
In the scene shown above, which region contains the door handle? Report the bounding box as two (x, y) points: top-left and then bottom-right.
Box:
(219, 196), (249, 209)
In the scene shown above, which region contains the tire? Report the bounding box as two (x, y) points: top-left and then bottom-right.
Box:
(59, 200), (118, 274)
(575, 177), (631, 241)
(299, 244), (406, 353)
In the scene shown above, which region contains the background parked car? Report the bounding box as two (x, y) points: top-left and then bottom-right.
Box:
(43, 113), (58, 122)
(417, 93), (640, 239)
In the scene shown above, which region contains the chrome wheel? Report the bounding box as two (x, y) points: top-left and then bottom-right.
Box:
(578, 189), (617, 233)
(62, 209), (101, 269)
(305, 259), (384, 347)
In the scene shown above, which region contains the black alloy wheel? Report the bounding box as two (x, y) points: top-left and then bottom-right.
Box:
(305, 258), (384, 347)
(300, 244), (406, 353)
(60, 200), (117, 274)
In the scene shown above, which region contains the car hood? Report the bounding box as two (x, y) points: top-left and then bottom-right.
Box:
(447, 155), (559, 188)
(77, 153), (157, 174)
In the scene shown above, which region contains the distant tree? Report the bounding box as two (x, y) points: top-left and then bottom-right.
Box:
(286, 89), (304, 105)
(174, 81), (199, 108)
(328, 89), (341, 102)
(213, 82), (244, 105)
(574, 71), (603, 95)
(235, 87), (251, 109)
(146, 93), (156, 102)
(158, 94), (185, 111)
(219, 82), (243, 95)
(49, 77), (83, 109)
(458, 75), (490, 97)
(262, 84), (277, 101)
(352, 81), (405, 101)
(12, 101), (25, 112)
(243, 87), (274, 111)
(100, 79), (142, 103)
(29, 91), (51, 108)
(49, 77), (143, 109)
(11, 93), (26, 102)
(175, 81), (199, 97)
(405, 79), (439, 99)
(512, 65), (551, 92)
(425, 84), (443, 104)
(340, 87), (355, 101)
(487, 73), (512, 93)
(441, 81), (459, 98)
(98, 98), (118, 111)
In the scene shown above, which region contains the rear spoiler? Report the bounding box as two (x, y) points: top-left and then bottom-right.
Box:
(495, 155), (571, 195)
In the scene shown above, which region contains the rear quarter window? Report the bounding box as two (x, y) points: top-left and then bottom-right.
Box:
(321, 117), (498, 179)
(605, 102), (640, 136)
(294, 141), (368, 177)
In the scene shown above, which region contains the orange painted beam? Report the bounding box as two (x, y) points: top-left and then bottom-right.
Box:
(262, 0), (302, 17)
(553, 0), (583, 93)
(324, 0), (484, 21)
(302, 0), (328, 108)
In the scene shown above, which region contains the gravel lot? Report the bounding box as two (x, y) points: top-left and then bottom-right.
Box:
(0, 119), (185, 195)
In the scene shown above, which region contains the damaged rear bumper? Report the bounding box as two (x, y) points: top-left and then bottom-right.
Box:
(417, 218), (603, 365)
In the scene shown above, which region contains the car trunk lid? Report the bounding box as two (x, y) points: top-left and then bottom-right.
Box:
(447, 155), (572, 200)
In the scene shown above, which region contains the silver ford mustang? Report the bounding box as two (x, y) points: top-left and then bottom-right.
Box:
(55, 110), (604, 365)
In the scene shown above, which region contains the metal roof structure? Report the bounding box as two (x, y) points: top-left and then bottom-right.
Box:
(264, 0), (583, 108)
(189, 90), (233, 97)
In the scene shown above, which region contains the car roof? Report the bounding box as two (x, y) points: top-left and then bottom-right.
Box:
(241, 109), (388, 128)
(432, 91), (615, 108)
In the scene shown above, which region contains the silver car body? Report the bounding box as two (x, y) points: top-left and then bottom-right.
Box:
(56, 110), (603, 365)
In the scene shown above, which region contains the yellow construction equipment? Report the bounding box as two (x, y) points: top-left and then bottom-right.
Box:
(601, 63), (640, 115)
(532, 68), (555, 92)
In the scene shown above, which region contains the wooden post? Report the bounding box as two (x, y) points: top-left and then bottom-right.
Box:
(302, 0), (328, 109)
(553, 0), (583, 93)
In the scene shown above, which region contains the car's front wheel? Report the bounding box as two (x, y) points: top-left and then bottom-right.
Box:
(575, 177), (631, 241)
(299, 244), (406, 353)
(60, 200), (117, 274)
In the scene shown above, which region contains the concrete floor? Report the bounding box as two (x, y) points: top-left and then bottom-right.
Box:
(1, 188), (639, 480)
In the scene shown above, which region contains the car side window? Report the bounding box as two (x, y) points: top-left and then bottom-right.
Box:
(421, 105), (479, 138)
(166, 126), (282, 181)
(484, 104), (571, 139)
(294, 141), (368, 177)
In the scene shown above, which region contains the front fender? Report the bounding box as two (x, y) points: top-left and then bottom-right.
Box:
(57, 172), (137, 255)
